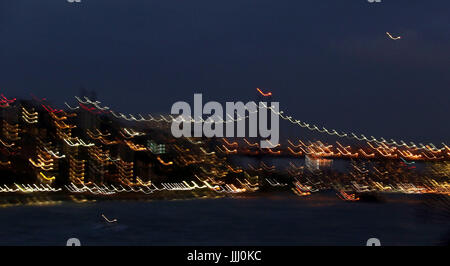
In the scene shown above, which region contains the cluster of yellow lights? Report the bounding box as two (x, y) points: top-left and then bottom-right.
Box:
(69, 155), (86, 181)
(86, 129), (118, 145)
(62, 178), (251, 195)
(120, 128), (146, 139)
(218, 138), (448, 161)
(2, 121), (20, 142)
(0, 184), (61, 193)
(21, 107), (38, 124)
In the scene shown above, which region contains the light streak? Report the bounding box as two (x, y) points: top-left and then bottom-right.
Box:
(0, 94), (16, 108)
(39, 172), (56, 181)
(63, 138), (95, 147)
(157, 156), (173, 166)
(336, 190), (359, 201)
(102, 214), (118, 223)
(0, 184), (61, 193)
(256, 88), (272, 97)
(386, 32), (401, 40)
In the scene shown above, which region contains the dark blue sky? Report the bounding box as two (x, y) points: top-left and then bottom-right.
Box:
(0, 0), (449, 143)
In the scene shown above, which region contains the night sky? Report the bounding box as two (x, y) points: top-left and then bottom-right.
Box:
(0, 0), (448, 143)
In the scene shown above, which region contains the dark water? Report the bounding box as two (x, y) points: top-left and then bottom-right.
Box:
(0, 193), (448, 246)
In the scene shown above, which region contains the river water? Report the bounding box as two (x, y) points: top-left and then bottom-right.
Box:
(0, 192), (448, 246)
